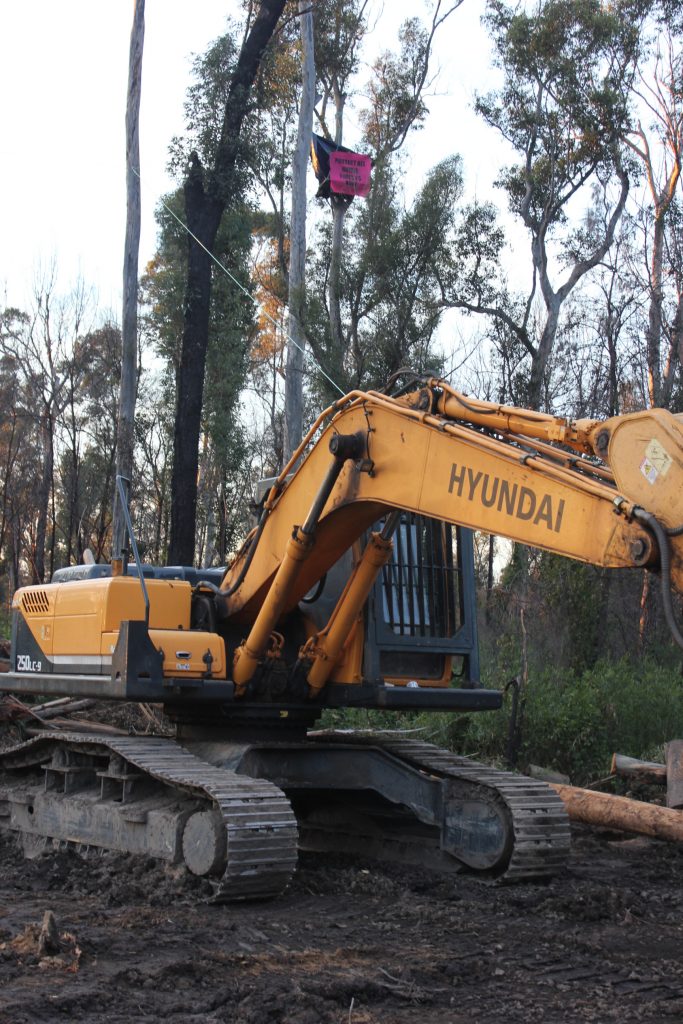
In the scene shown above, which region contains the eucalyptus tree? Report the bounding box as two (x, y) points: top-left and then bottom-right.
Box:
(306, 4), (466, 400)
(57, 323), (122, 566)
(0, 274), (94, 583)
(283, 3), (315, 462)
(114, 0), (145, 562)
(141, 187), (254, 565)
(625, 25), (683, 407)
(456, 0), (652, 409)
(312, 0), (371, 361)
(0, 310), (29, 599)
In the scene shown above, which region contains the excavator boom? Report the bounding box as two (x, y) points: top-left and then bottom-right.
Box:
(219, 379), (683, 700)
(223, 387), (667, 618)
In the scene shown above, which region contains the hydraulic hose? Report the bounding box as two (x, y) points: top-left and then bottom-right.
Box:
(221, 489), (280, 599)
(633, 508), (683, 651)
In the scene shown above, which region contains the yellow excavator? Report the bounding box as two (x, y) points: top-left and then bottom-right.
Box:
(2, 375), (683, 899)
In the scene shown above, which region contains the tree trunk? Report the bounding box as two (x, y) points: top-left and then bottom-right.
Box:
(551, 782), (683, 843)
(639, 571), (650, 652)
(33, 417), (54, 584)
(283, 2), (315, 464)
(48, 474), (56, 580)
(168, 186), (219, 566)
(8, 519), (20, 598)
(528, 158), (629, 412)
(325, 74), (350, 381)
(328, 197), (348, 362)
(646, 212), (666, 407)
(611, 753), (666, 785)
(168, 0), (287, 566)
(528, 296), (560, 411)
(485, 533), (494, 625)
(114, 0), (145, 562)
(665, 740), (683, 810)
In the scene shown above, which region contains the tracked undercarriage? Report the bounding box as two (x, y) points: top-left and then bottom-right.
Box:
(0, 728), (570, 898)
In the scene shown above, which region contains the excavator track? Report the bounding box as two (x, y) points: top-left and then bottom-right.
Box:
(293, 733), (570, 882)
(0, 729), (568, 895)
(0, 732), (298, 901)
(369, 735), (571, 881)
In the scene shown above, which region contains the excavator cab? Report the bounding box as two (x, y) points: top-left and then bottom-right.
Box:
(367, 514), (480, 687)
(299, 512), (480, 688)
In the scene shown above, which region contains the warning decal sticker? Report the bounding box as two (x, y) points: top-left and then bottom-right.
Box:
(644, 438), (673, 479)
(640, 438), (673, 485)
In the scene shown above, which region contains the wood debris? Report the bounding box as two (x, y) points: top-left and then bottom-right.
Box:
(2, 910), (82, 973)
(611, 753), (666, 785)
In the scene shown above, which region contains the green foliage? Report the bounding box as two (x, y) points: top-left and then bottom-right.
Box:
(314, 0), (367, 97)
(455, 657), (683, 785)
(455, 0), (657, 410)
(306, 154), (464, 399)
(450, 200), (506, 308)
(480, 0), (647, 226)
(361, 17), (431, 155)
(168, 30), (242, 178)
(141, 190), (254, 473)
(485, 549), (633, 676)
(532, 555), (605, 673)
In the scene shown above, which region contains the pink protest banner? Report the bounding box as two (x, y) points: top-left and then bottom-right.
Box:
(329, 151), (372, 197)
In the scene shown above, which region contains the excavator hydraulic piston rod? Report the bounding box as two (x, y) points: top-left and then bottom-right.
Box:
(233, 443), (363, 693)
(232, 526), (314, 692)
(305, 514), (400, 695)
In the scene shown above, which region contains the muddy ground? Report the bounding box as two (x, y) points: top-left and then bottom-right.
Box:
(1, 823), (683, 1024)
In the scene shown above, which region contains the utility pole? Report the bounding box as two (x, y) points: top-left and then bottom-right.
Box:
(113, 0), (145, 569)
(283, 1), (315, 464)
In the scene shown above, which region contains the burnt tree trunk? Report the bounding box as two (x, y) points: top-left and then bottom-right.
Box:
(168, 0), (287, 565)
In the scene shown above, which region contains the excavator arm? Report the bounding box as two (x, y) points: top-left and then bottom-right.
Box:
(221, 378), (683, 695)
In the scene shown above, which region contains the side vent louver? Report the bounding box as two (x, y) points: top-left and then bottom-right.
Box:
(21, 590), (50, 615)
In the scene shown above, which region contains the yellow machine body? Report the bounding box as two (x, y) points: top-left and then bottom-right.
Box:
(13, 577), (225, 680)
(7, 379), (683, 708)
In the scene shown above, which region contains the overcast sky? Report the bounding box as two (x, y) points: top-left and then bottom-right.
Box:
(0, 1), (506, 319)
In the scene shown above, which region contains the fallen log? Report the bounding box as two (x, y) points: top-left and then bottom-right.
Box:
(550, 783), (683, 844)
(26, 718), (127, 737)
(0, 696), (97, 724)
(611, 753), (666, 785)
(33, 699), (97, 721)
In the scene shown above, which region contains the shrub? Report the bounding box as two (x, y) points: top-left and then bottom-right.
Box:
(451, 657), (683, 785)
